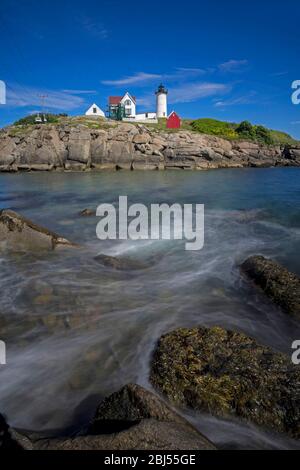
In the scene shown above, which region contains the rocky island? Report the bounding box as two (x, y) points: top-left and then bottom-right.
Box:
(1, 117), (300, 172)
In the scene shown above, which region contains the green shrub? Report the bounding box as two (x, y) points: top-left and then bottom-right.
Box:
(235, 121), (273, 144)
(191, 118), (237, 139)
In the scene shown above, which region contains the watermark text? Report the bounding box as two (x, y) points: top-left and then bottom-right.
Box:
(292, 340), (300, 365)
(96, 196), (204, 251)
(0, 80), (6, 104)
(0, 340), (6, 365)
(291, 80), (300, 105)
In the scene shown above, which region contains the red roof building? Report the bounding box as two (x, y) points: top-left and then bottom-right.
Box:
(166, 111), (181, 129)
(109, 95), (136, 105)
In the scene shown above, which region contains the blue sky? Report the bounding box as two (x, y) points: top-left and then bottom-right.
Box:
(0, 0), (300, 137)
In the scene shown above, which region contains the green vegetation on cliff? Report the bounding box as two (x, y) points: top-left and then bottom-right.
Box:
(190, 118), (237, 139)
(11, 114), (298, 146)
(190, 118), (297, 145)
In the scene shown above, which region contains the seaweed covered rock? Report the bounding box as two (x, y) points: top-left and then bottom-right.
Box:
(241, 255), (300, 318)
(0, 209), (76, 251)
(150, 326), (300, 439)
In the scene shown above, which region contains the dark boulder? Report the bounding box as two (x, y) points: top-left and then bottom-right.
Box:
(241, 255), (300, 318)
(150, 326), (300, 439)
(89, 383), (195, 432)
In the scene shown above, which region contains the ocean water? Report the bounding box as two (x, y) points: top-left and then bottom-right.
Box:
(0, 167), (299, 449)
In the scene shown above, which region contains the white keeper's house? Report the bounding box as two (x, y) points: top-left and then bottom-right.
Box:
(85, 103), (105, 117)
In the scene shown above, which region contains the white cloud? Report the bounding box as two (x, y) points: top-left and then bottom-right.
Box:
(81, 16), (108, 38)
(7, 84), (85, 110)
(102, 68), (208, 87)
(102, 72), (162, 86)
(219, 59), (248, 72)
(169, 82), (231, 104)
(214, 91), (256, 108)
(271, 71), (288, 77)
(62, 89), (98, 95)
(174, 67), (207, 76)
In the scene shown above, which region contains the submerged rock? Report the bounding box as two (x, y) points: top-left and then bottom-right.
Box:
(79, 208), (96, 216)
(94, 253), (148, 271)
(4, 384), (215, 450)
(0, 209), (76, 251)
(241, 255), (300, 318)
(150, 326), (300, 439)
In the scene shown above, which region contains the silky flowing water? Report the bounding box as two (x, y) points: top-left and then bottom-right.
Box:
(0, 168), (299, 449)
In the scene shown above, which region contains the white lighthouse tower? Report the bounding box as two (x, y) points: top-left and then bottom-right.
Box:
(155, 84), (168, 118)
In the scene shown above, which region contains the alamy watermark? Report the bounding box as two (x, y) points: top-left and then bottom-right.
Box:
(292, 340), (300, 365)
(291, 80), (300, 105)
(0, 80), (6, 104)
(95, 196), (204, 251)
(0, 340), (6, 365)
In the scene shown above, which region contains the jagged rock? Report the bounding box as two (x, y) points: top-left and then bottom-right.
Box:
(90, 383), (180, 427)
(67, 129), (91, 163)
(90, 138), (108, 164)
(0, 138), (17, 165)
(132, 133), (151, 144)
(0, 209), (76, 251)
(288, 148), (300, 159)
(94, 254), (148, 271)
(233, 141), (260, 151)
(150, 326), (300, 439)
(0, 385), (215, 450)
(35, 384), (216, 450)
(241, 255), (300, 318)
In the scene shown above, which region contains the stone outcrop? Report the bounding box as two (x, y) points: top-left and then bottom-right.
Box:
(150, 326), (300, 439)
(1, 122), (299, 172)
(241, 255), (300, 318)
(0, 209), (76, 251)
(1, 384), (215, 450)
